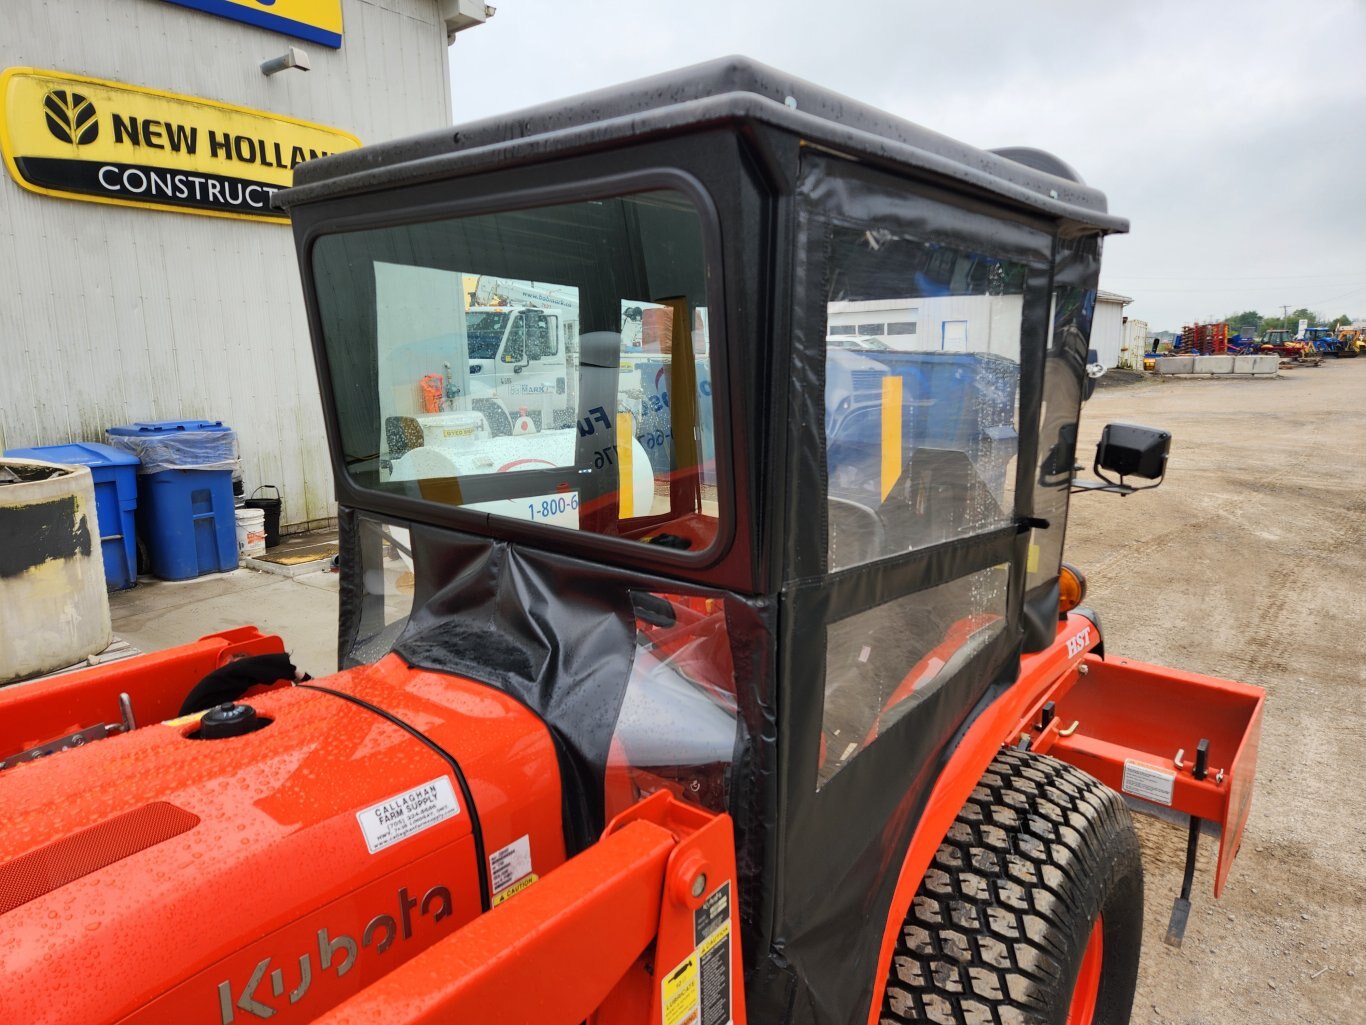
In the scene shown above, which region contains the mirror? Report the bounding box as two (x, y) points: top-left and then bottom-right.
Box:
(1082, 347), (1106, 401)
(1094, 422), (1170, 482)
(1039, 423), (1078, 488)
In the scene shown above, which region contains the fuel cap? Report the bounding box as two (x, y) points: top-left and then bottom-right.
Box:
(198, 702), (269, 739)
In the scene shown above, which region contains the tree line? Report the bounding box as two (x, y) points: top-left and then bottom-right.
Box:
(1220, 309), (1357, 335)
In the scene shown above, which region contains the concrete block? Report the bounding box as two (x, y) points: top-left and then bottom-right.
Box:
(1244, 355), (1278, 376)
(1157, 356), (1195, 374)
(1193, 355), (1234, 374)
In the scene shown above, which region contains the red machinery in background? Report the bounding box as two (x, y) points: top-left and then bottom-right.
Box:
(1179, 322), (1229, 355)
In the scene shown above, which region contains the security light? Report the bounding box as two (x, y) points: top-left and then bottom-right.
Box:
(260, 47), (311, 76)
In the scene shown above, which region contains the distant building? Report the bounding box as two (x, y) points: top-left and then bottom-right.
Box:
(1091, 290), (1133, 367)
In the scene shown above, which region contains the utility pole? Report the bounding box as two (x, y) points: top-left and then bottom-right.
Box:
(1281, 304), (1290, 331)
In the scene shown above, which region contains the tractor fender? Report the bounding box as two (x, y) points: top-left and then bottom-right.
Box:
(861, 612), (1103, 1025)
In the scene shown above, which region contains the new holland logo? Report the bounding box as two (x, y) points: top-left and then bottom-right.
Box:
(2, 68), (360, 223)
(43, 90), (98, 145)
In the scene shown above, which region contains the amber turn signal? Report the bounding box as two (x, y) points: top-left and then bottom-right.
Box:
(1059, 563), (1087, 613)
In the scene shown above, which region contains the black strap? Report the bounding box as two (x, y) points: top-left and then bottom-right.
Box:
(296, 682), (492, 913)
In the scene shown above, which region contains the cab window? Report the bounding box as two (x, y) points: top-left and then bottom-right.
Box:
(311, 189), (722, 555)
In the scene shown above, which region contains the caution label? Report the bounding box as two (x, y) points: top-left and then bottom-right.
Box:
(491, 873), (538, 906)
(662, 881), (733, 1025)
(489, 834), (536, 904)
(1122, 759), (1176, 806)
(356, 776), (459, 854)
(693, 882), (732, 1025)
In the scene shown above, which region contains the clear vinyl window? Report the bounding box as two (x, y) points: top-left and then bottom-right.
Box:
(818, 566), (1008, 788)
(311, 189), (720, 554)
(1029, 285), (1095, 593)
(606, 592), (740, 819)
(345, 514), (419, 667)
(824, 228), (1024, 570)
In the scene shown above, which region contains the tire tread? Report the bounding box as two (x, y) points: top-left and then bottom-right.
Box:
(880, 748), (1140, 1025)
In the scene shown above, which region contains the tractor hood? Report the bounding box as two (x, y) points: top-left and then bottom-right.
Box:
(0, 656), (565, 1025)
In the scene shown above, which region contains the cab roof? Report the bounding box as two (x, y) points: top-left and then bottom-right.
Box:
(280, 56), (1127, 237)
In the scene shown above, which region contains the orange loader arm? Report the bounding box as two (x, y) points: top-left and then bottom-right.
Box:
(314, 791), (748, 1025)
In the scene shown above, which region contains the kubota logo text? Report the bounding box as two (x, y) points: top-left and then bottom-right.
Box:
(216, 884), (453, 1023)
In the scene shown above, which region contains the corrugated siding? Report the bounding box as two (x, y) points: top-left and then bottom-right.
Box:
(1091, 298), (1126, 368)
(1118, 317), (1148, 369)
(0, 0), (452, 527)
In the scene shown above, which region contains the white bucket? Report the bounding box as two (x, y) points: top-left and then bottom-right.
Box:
(235, 507), (266, 557)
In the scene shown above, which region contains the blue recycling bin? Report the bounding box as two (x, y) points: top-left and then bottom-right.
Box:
(105, 421), (239, 581)
(4, 441), (141, 590)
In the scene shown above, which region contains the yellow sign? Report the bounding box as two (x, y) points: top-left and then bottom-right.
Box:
(0, 68), (360, 223)
(161, 1), (343, 49)
(490, 873), (539, 906)
(660, 952), (700, 1025)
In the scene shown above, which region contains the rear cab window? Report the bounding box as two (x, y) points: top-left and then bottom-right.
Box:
(310, 188), (722, 557)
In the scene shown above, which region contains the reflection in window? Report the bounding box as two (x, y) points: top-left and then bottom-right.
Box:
(823, 229), (1025, 570)
(818, 567), (1008, 788)
(1029, 285), (1095, 594)
(345, 514), (420, 667)
(311, 190), (721, 554)
(606, 592), (740, 819)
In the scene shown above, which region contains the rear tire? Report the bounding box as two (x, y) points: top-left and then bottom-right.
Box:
(880, 748), (1143, 1025)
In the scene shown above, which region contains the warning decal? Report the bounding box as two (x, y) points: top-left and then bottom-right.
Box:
(1122, 759), (1176, 806)
(489, 834), (537, 904)
(662, 881), (733, 1025)
(356, 776), (459, 854)
(693, 882), (733, 1025)
(491, 873), (538, 906)
(661, 952), (699, 1025)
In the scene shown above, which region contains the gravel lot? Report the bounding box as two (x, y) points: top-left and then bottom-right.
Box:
(1066, 360), (1366, 1024)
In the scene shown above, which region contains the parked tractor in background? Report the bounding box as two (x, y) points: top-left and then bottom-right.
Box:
(1333, 326), (1363, 357)
(1256, 327), (1314, 362)
(0, 59), (1264, 1025)
(1301, 326), (1347, 357)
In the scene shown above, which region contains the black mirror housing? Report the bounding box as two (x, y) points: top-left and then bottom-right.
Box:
(1095, 422), (1170, 481)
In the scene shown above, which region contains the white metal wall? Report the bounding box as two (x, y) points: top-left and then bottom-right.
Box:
(0, 0), (453, 528)
(1117, 317), (1148, 369)
(829, 296), (1023, 359)
(1090, 297), (1127, 368)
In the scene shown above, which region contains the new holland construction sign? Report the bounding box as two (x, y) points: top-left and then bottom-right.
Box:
(0, 68), (359, 222)
(160, 0), (345, 49)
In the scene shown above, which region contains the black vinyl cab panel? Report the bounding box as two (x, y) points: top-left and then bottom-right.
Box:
(279, 57), (1127, 1025)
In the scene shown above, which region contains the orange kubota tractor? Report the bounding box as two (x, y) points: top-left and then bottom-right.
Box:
(0, 59), (1264, 1025)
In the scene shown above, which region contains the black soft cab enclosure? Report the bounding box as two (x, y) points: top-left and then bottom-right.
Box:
(279, 56), (1128, 1025)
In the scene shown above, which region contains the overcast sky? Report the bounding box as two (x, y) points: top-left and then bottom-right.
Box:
(449, 0), (1366, 332)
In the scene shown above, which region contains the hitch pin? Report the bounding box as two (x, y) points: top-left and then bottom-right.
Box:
(1175, 749), (1227, 784)
(1058, 720), (1080, 737)
(118, 693), (137, 733)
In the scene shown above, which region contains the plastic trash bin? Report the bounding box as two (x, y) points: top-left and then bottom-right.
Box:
(4, 442), (141, 590)
(106, 421), (239, 581)
(244, 485), (282, 548)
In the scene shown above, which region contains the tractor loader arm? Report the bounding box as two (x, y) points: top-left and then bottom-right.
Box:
(313, 791), (746, 1025)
